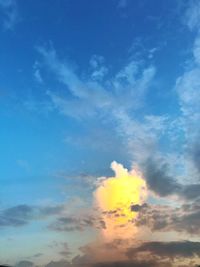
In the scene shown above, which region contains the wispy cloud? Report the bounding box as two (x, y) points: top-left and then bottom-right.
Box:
(37, 45), (155, 118)
(0, 0), (18, 30)
(36, 45), (163, 169)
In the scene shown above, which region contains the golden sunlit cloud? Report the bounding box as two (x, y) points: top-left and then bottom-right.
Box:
(94, 161), (147, 241)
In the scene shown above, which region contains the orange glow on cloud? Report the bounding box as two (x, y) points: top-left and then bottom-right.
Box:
(94, 161), (147, 241)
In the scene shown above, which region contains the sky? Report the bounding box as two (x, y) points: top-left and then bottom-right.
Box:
(0, 0), (200, 266)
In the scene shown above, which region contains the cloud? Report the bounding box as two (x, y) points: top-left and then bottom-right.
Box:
(117, 0), (128, 9)
(0, 0), (18, 30)
(190, 141), (200, 178)
(49, 217), (83, 232)
(0, 205), (34, 227)
(37, 46), (112, 115)
(175, 68), (200, 124)
(172, 207), (200, 235)
(36, 45), (166, 170)
(0, 204), (66, 228)
(113, 111), (168, 163)
(14, 258), (173, 267)
(130, 203), (147, 212)
(89, 55), (108, 81)
(92, 260), (172, 267)
(182, 183), (200, 199)
(126, 240), (200, 259)
(177, 2), (200, 122)
(184, 0), (200, 31)
(142, 156), (200, 200)
(48, 213), (103, 232)
(33, 61), (43, 83)
(45, 260), (72, 267)
(59, 242), (71, 258)
(173, 0), (200, 185)
(37, 45), (155, 118)
(15, 261), (34, 267)
(143, 159), (181, 197)
(94, 161), (147, 240)
(32, 253), (43, 258)
(135, 201), (200, 235)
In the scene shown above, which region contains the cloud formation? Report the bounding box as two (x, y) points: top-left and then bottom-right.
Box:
(127, 240), (200, 259)
(0, 204), (66, 228)
(94, 161), (147, 240)
(0, 0), (18, 30)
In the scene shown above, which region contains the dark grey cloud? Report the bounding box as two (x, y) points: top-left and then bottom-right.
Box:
(173, 209), (200, 235)
(59, 242), (71, 258)
(33, 253), (43, 258)
(0, 204), (65, 229)
(190, 141), (200, 177)
(182, 184), (200, 199)
(4, 205), (34, 220)
(49, 215), (96, 232)
(135, 201), (200, 235)
(143, 159), (181, 197)
(71, 245), (174, 267)
(93, 260), (171, 267)
(15, 261), (34, 267)
(0, 204), (33, 227)
(126, 240), (200, 259)
(131, 203), (147, 212)
(45, 260), (72, 267)
(39, 205), (65, 216)
(134, 203), (171, 231)
(143, 158), (200, 200)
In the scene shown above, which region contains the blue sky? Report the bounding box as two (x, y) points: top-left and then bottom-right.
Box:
(1, 1), (200, 267)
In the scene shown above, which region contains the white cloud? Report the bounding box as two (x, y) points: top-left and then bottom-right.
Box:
(36, 46), (160, 162)
(33, 61), (43, 83)
(193, 36), (200, 65)
(184, 0), (200, 31)
(176, 1), (200, 130)
(0, 0), (18, 30)
(37, 46), (155, 116)
(171, 0), (200, 181)
(37, 46), (112, 112)
(176, 68), (200, 122)
(113, 110), (167, 163)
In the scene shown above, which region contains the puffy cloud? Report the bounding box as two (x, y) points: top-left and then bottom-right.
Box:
(94, 161), (147, 240)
